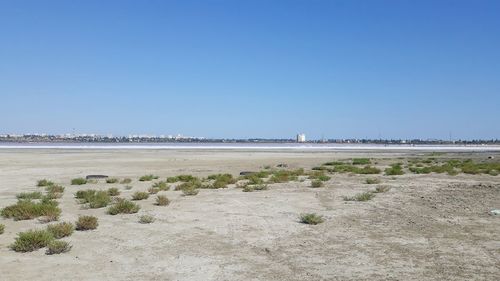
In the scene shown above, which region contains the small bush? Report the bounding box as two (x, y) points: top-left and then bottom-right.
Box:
(46, 222), (74, 238)
(175, 180), (202, 191)
(148, 187), (160, 194)
(75, 216), (98, 231)
(10, 229), (54, 252)
(46, 184), (65, 194)
(139, 174), (158, 181)
(299, 213), (324, 225)
(155, 195), (170, 206)
(37, 179), (54, 187)
(107, 200), (140, 215)
(1, 199), (61, 221)
(71, 178), (87, 185)
(106, 178), (118, 184)
(365, 178), (381, 184)
(16, 191), (43, 200)
(343, 192), (375, 201)
(0, 224), (4, 234)
(374, 186), (391, 193)
(242, 184), (268, 192)
(352, 158), (371, 165)
(152, 181), (170, 191)
(138, 215), (155, 224)
(125, 185), (133, 190)
(311, 180), (323, 188)
(46, 240), (72, 255)
(385, 164), (405, 175)
(76, 190), (111, 208)
(132, 191), (149, 200)
(182, 187), (199, 196)
(107, 187), (120, 196)
(121, 178), (132, 184)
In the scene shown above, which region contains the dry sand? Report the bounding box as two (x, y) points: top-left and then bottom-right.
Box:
(0, 149), (499, 280)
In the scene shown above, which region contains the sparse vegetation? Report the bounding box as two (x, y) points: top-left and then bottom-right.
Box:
(138, 215), (155, 224)
(330, 164), (381, 174)
(148, 187), (160, 194)
(10, 229), (54, 252)
(1, 199), (61, 221)
(343, 192), (375, 201)
(131, 191), (149, 200)
(352, 158), (371, 165)
(107, 199), (140, 215)
(121, 178), (132, 184)
(46, 222), (74, 238)
(139, 174), (159, 181)
(37, 179), (54, 187)
(45, 184), (65, 199)
(71, 178), (87, 185)
(152, 181), (169, 191)
(75, 215), (98, 230)
(299, 213), (324, 225)
(268, 169), (304, 183)
(182, 186), (199, 196)
(385, 163), (405, 175)
(106, 178), (118, 184)
(107, 187), (120, 196)
(242, 184), (268, 192)
(365, 178), (381, 184)
(155, 195), (170, 206)
(16, 191), (43, 200)
(46, 240), (72, 255)
(311, 180), (324, 188)
(125, 185), (133, 190)
(374, 186), (391, 193)
(75, 190), (111, 208)
(0, 224), (4, 235)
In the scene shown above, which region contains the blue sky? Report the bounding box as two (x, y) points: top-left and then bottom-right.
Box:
(1, 0), (499, 140)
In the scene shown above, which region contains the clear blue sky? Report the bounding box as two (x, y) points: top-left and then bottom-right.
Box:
(1, 0), (499, 140)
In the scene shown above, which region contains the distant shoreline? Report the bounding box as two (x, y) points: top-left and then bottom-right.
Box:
(1, 142), (500, 151)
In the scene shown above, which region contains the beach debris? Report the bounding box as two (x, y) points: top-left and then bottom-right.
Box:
(489, 209), (500, 216)
(488, 156), (494, 159)
(277, 163), (288, 168)
(239, 171), (255, 176)
(86, 175), (109, 180)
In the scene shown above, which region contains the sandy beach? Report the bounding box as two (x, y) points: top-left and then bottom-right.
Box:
(0, 148), (499, 280)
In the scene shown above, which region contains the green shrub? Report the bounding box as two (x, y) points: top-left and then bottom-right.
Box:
(75, 216), (98, 230)
(139, 174), (159, 181)
(0, 224), (4, 234)
(1, 199), (61, 221)
(385, 164), (404, 175)
(71, 178), (87, 185)
(207, 173), (236, 184)
(152, 181), (169, 191)
(46, 222), (74, 238)
(352, 158), (371, 165)
(37, 179), (54, 187)
(155, 195), (170, 206)
(182, 186), (199, 196)
(175, 180), (202, 191)
(76, 190), (111, 208)
(107, 200), (140, 215)
(46, 184), (65, 193)
(10, 229), (54, 252)
(107, 187), (120, 196)
(245, 174), (265, 185)
(299, 213), (324, 225)
(16, 191), (43, 200)
(268, 169), (304, 183)
(132, 191), (149, 200)
(106, 178), (118, 184)
(121, 178), (132, 184)
(46, 240), (72, 255)
(311, 180), (323, 188)
(148, 187), (160, 194)
(343, 192), (375, 201)
(323, 161), (344, 166)
(374, 186), (391, 193)
(365, 178), (381, 184)
(138, 215), (155, 224)
(242, 184), (268, 192)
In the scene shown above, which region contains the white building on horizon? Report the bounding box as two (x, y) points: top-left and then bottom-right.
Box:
(296, 133), (306, 143)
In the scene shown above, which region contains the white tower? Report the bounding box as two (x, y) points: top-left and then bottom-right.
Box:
(296, 133), (306, 143)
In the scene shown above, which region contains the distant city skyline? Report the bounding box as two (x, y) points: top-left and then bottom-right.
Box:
(1, 1), (499, 140)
